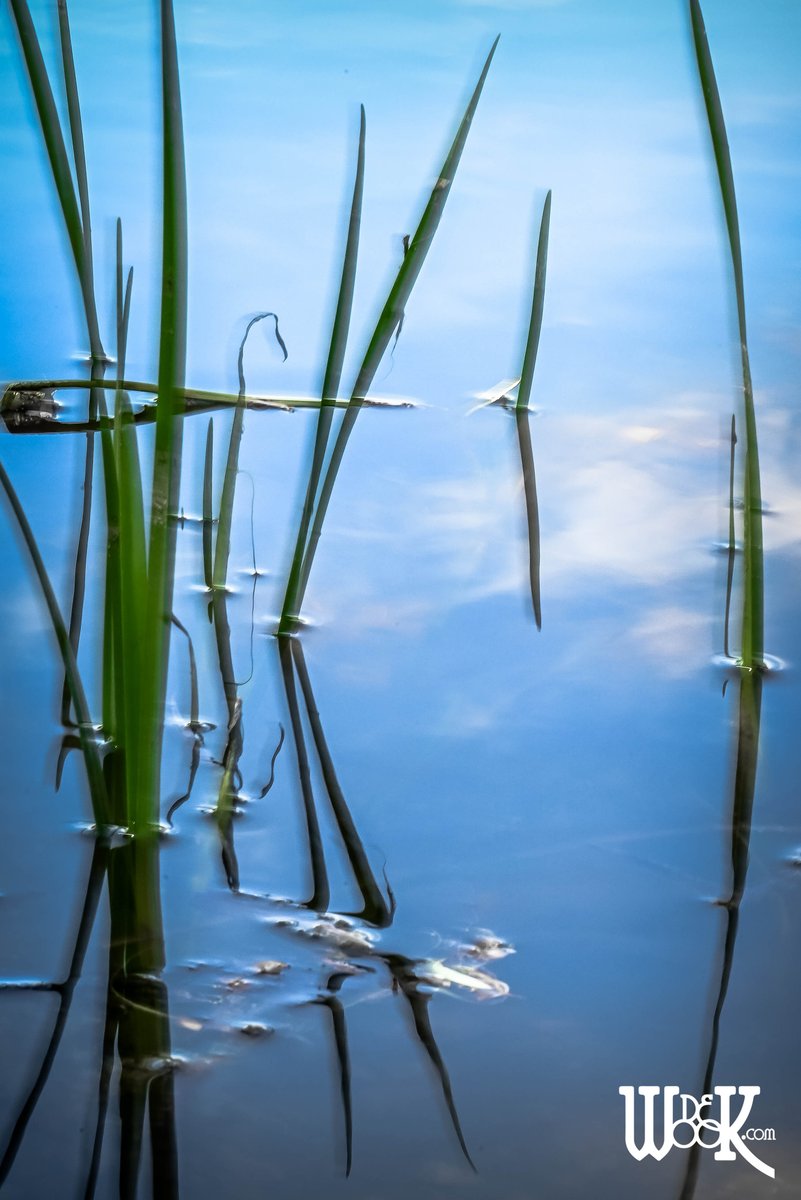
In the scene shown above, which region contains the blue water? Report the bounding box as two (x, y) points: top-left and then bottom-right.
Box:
(0, 2), (800, 1197)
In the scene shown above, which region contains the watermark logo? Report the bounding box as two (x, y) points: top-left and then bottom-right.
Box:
(619, 1085), (775, 1179)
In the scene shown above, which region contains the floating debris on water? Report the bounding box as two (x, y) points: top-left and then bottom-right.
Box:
(417, 960), (510, 1000)
(178, 1017), (205, 1033)
(269, 912), (377, 958)
(461, 930), (515, 962)
(236, 1022), (274, 1038)
(253, 960), (289, 976)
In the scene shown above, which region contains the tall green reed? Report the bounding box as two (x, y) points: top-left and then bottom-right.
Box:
(3, 0), (187, 834)
(679, 8), (767, 1195)
(690, 0), (763, 671)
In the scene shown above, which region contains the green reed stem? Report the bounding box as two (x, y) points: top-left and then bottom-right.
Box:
(138, 0), (188, 831)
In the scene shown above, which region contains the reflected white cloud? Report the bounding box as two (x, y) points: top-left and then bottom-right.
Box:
(628, 606), (714, 680)
(310, 399), (801, 667)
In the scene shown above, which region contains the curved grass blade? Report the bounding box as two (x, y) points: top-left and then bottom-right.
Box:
(689, 0), (762, 668)
(258, 724), (285, 799)
(171, 614), (199, 730)
(279, 105), (366, 632)
(165, 735), (201, 828)
(293, 38), (499, 620)
(516, 189), (551, 413)
(213, 312), (285, 592)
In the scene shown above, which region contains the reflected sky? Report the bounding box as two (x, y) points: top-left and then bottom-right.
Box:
(0, 2), (800, 1198)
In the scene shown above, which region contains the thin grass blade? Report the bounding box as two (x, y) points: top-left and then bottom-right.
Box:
(279, 105), (366, 631)
(294, 38), (499, 617)
(516, 189), (551, 412)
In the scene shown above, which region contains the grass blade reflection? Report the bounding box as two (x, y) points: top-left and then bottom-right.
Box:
(515, 409), (542, 629)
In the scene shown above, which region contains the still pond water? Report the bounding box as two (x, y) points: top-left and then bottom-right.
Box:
(0, 1), (799, 1197)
